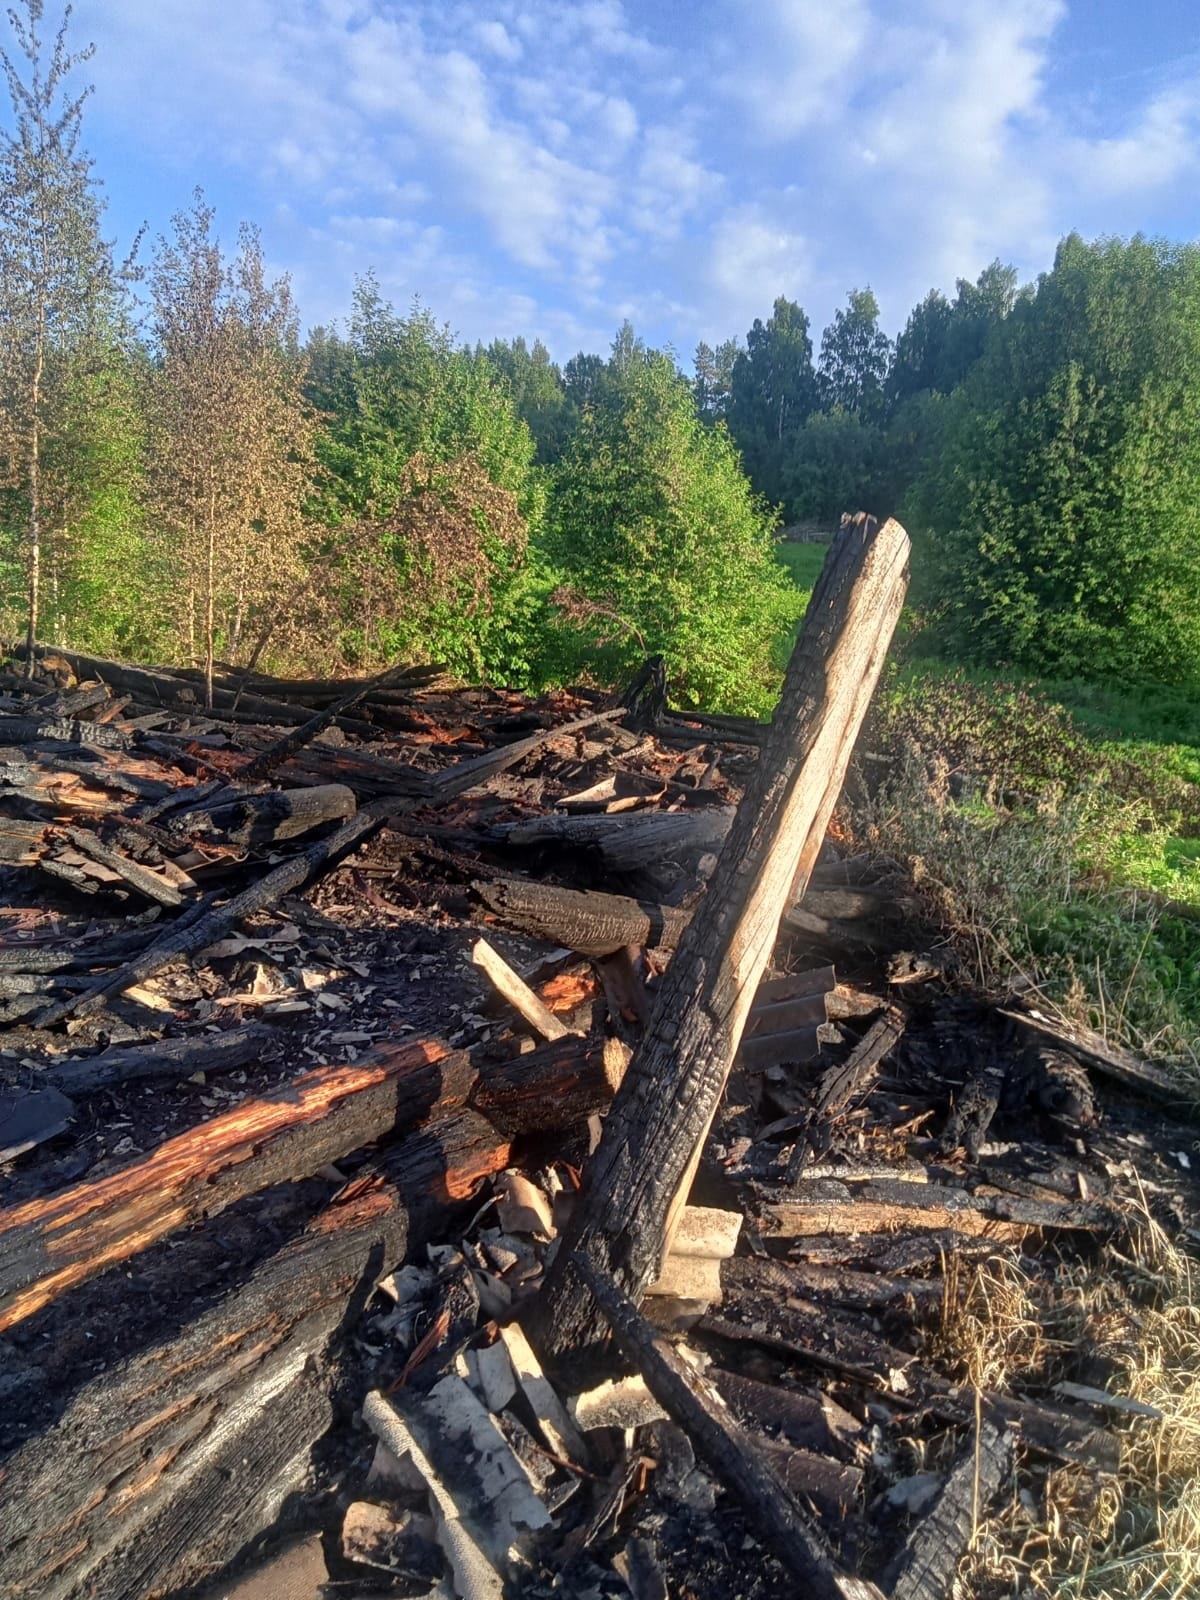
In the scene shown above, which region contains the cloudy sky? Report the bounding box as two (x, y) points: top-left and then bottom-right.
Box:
(58, 0), (1200, 359)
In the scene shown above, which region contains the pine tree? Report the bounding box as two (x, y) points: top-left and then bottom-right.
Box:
(0, 0), (122, 670)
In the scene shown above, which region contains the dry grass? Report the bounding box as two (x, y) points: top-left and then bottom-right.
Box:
(929, 1196), (1200, 1599)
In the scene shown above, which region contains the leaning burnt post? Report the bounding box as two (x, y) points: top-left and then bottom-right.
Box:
(526, 513), (910, 1367)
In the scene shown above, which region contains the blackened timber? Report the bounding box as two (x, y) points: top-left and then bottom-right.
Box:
(571, 1253), (883, 1600)
(40, 1025), (278, 1095)
(167, 783), (357, 846)
(0, 1028), (621, 1332)
(239, 659), (417, 782)
(528, 517), (911, 1366)
(0, 1108), (517, 1600)
(888, 1420), (1012, 1600)
(476, 876), (691, 958)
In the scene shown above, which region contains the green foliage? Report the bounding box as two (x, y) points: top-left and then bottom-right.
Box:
(477, 335), (575, 464)
(908, 235), (1200, 684)
(308, 276), (543, 528)
(692, 337), (740, 422)
(547, 348), (799, 715)
(726, 296), (817, 506)
(0, 0), (133, 655)
(817, 287), (891, 421)
(781, 408), (891, 523)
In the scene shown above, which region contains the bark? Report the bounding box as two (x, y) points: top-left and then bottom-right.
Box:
(0, 1109), (517, 1600)
(475, 876), (691, 958)
(40, 1025), (278, 1095)
(0, 1028), (620, 1332)
(527, 516), (910, 1367)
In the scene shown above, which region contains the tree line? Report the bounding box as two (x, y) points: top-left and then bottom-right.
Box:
(2, 1), (1197, 715)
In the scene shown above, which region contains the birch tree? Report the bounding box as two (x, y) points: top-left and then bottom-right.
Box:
(0, 0), (119, 669)
(145, 194), (315, 705)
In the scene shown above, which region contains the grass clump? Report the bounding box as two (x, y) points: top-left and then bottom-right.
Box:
(851, 671), (1200, 1069)
(935, 1204), (1200, 1600)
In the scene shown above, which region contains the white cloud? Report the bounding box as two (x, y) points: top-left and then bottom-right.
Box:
(66, 0), (1200, 356)
(475, 19), (522, 61)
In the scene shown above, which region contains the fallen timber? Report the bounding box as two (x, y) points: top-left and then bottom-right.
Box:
(0, 576), (1190, 1600)
(0, 1029), (623, 1333)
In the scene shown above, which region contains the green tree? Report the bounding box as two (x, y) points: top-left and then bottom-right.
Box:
(305, 277), (547, 680)
(0, 0), (128, 667)
(909, 234), (1200, 683)
(311, 276), (539, 524)
(782, 409), (892, 524)
(818, 287), (891, 421)
(726, 296), (818, 504)
(888, 261), (1020, 410)
(479, 335), (573, 463)
(144, 193), (316, 704)
(693, 336), (739, 422)
(546, 346), (798, 715)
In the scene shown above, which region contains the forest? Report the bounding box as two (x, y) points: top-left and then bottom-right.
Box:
(3, 0), (1200, 722)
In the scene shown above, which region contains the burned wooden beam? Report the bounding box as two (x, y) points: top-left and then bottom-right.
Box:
(0, 1028), (621, 1332)
(475, 876), (691, 959)
(528, 516), (911, 1367)
(887, 1418), (1012, 1600)
(166, 782), (357, 846)
(39, 1025), (278, 1095)
(571, 1252), (883, 1600)
(0, 1107), (526, 1600)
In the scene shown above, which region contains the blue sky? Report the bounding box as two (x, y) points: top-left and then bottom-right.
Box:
(57, 0), (1200, 360)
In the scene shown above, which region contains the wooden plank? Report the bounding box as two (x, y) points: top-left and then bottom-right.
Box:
(528, 516), (910, 1366)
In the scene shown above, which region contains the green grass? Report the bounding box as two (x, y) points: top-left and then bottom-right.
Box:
(772, 558), (1200, 1059)
(773, 538), (828, 602)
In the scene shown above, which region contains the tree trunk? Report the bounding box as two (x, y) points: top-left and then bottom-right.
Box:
(526, 516), (910, 1368)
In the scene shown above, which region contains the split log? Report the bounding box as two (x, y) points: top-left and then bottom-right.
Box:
(0, 1107), (527, 1600)
(0, 714), (125, 748)
(887, 1417), (1012, 1600)
(528, 516), (910, 1366)
(760, 1180), (1114, 1244)
(60, 827), (183, 907)
(571, 1253), (882, 1600)
(0, 1029), (621, 1332)
(471, 938), (569, 1041)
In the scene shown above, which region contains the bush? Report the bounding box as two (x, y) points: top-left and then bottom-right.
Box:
(546, 351), (800, 716)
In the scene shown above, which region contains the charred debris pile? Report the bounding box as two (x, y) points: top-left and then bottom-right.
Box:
(0, 518), (1196, 1600)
